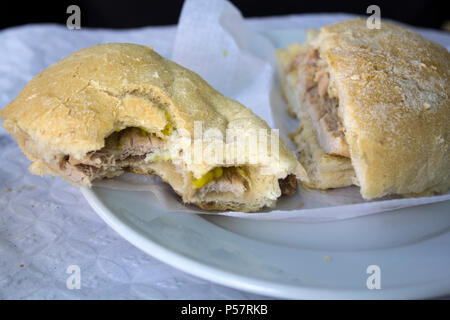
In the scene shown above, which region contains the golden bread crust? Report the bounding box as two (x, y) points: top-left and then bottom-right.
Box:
(1, 43), (301, 176)
(317, 19), (449, 198)
(277, 19), (449, 199)
(1, 43), (304, 212)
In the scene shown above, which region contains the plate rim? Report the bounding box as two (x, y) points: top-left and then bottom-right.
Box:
(81, 187), (450, 299)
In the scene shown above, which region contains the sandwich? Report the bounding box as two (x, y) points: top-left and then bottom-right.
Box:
(1, 43), (305, 212)
(277, 18), (450, 199)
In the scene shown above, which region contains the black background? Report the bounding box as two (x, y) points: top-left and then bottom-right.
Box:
(0, 0), (448, 30)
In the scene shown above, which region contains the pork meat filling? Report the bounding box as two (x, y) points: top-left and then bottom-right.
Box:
(56, 127), (296, 196)
(58, 127), (164, 185)
(197, 167), (249, 197)
(296, 47), (350, 157)
(197, 170), (296, 197)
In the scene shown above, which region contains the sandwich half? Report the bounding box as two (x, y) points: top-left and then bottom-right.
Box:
(1, 43), (305, 212)
(277, 18), (450, 199)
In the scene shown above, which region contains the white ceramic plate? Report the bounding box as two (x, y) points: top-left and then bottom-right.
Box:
(82, 186), (450, 299)
(81, 28), (450, 299)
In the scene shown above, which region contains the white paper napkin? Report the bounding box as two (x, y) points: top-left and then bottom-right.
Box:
(172, 0), (277, 126)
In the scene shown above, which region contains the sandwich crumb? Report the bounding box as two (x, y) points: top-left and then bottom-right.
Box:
(423, 102), (431, 110)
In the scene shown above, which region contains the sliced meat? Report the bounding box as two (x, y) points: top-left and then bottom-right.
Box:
(58, 160), (95, 185)
(197, 168), (248, 197)
(58, 127), (164, 184)
(315, 68), (330, 98)
(68, 150), (116, 168)
(296, 47), (350, 157)
(278, 174), (297, 195)
(119, 128), (164, 156)
(296, 48), (319, 91)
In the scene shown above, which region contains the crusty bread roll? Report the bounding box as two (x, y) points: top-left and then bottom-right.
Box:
(1, 43), (305, 212)
(277, 18), (450, 199)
